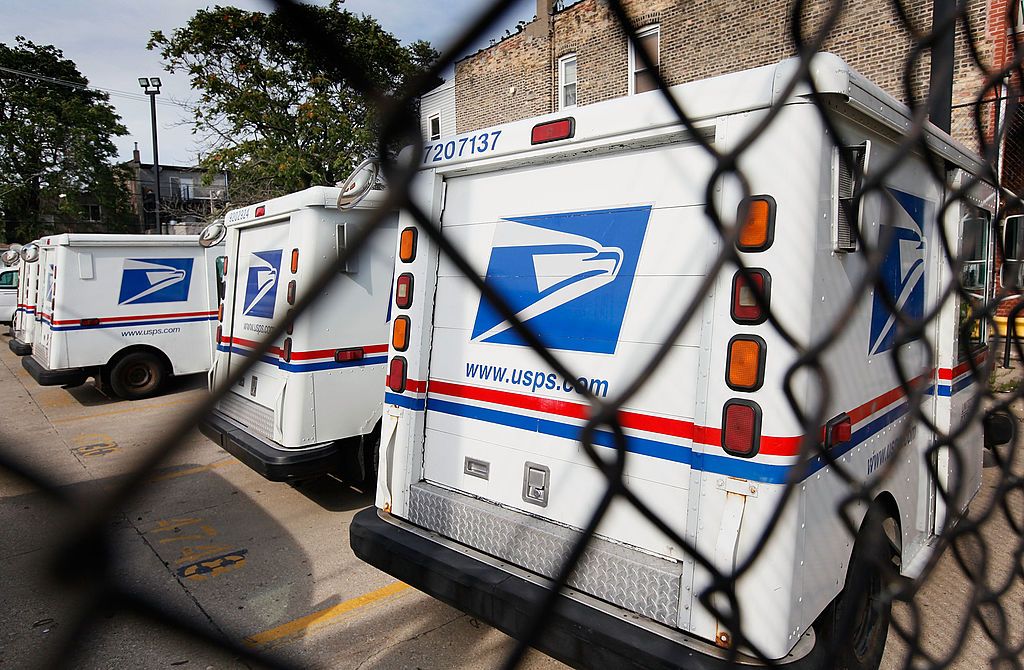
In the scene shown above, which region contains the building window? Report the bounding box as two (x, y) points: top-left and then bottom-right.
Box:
(559, 54), (577, 109)
(1002, 214), (1024, 288)
(629, 25), (660, 95)
(84, 204), (101, 222)
(429, 113), (441, 141)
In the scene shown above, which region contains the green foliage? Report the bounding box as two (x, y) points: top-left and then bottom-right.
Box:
(149, 1), (440, 206)
(0, 37), (133, 243)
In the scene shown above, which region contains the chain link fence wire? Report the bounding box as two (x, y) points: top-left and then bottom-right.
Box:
(2, 0), (1024, 668)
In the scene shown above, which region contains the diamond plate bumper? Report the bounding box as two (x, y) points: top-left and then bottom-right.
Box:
(350, 507), (821, 669)
(8, 337), (31, 356)
(199, 409), (341, 482)
(408, 481), (683, 626)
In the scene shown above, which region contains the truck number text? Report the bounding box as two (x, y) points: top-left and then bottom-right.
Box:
(424, 131), (502, 164)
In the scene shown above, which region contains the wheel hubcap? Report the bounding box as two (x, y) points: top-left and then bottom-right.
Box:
(126, 364), (152, 388)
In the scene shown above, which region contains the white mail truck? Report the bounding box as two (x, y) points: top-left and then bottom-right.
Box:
(22, 234), (224, 400)
(8, 241), (42, 355)
(351, 54), (1011, 668)
(199, 184), (398, 482)
(0, 249), (20, 325)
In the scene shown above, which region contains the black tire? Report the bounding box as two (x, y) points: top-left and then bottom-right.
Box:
(361, 423), (382, 488)
(109, 352), (165, 400)
(815, 504), (898, 670)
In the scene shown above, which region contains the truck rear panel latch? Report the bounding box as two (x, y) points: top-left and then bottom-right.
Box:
(522, 462), (550, 507)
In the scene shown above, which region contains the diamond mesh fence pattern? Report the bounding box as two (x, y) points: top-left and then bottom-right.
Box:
(3, 1), (1024, 668)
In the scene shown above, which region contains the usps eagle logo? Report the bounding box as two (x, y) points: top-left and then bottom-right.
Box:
(868, 188), (929, 355)
(118, 258), (193, 305)
(242, 249), (282, 319)
(471, 206), (651, 354)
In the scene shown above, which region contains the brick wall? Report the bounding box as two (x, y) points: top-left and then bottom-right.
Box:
(455, 0), (996, 149)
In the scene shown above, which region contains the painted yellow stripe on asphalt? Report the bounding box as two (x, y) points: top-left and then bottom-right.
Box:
(148, 458), (236, 482)
(50, 397), (196, 423)
(244, 582), (410, 647)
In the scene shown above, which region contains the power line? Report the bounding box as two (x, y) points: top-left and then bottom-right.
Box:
(0, 64), (191, 110)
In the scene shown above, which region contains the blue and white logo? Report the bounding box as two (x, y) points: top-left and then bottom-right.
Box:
(868, 188), (929, 355)
(243, 250), (282, 319)
(118, 258), (193, 305)
(471, 206), (651, 354)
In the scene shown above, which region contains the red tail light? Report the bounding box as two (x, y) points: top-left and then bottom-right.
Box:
(388, 356), (407, 392)
(731, 269), (770, 325)
(282, 337), (292, 362)
(286, 280), (296, 305)
(335, 347), (365, 362)
(290, 248), (299, 273)
(80, 318), (100, 327)
(285, 309), (294, 335)
(722, 400), (761, 457)
(395, 273), (413, 309)
(823, 413), (852, 448)
(255, 205), (266, 217)
(531, 118), (575, 144)
(216, 325), (222, 344)
(217, 303), (224, 322)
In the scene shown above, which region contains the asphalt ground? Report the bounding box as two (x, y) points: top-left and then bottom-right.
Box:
(0, 336), (564, 670)
(0, 331), (1021, 669)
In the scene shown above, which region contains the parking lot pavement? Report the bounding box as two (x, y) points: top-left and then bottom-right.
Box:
(2, 333), (1021, 669)
(0, 337), (564, 669)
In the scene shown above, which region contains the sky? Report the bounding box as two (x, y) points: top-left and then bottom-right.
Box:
(0, 0), (538, 166)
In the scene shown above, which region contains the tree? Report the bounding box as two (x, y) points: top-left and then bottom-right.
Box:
(149, 1), (440, 206)
(0, 37), (133, 243)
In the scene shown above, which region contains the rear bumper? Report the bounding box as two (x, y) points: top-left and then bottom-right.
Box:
(22, 356), (90, 387)
(350, 507), (819, 670)
(8, 337), (31, 356)
(199, 409), (341, 482)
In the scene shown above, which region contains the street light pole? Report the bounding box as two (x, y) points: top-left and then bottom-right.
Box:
(139, 77), (163, 234)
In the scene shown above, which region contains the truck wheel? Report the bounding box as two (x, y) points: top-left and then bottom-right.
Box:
(815, 504), (898, 670)
(109, 352), (165, 400)
(362, 424), (381, 487)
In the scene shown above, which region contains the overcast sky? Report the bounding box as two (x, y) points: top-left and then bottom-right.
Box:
(0, 0), (537, 166)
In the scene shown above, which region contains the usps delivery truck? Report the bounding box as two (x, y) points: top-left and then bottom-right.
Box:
(351, 54), (1010, 668)
(22, 234), (223, 400)
(8, 241), (41, 354)
(0, 249), (19, 325)
(199, 184), (398, 482)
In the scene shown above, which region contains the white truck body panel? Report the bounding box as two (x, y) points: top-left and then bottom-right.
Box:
(373, 54), (992, 659)
(207, 187), (397, 469)
(28, 234), (222, 379)
(12, 247), (41, 345)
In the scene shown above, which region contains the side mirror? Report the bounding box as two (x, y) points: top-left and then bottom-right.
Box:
(199, 220), (227, 248)
(20, 243), (39, 263)
(983, 410), (1015, 448)
(1, 249), (20, 266)
(337, 158), (379, 210)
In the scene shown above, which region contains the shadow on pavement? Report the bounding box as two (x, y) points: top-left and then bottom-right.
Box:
(0, 467), (316, 669)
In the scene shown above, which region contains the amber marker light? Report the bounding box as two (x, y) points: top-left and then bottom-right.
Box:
(726, 335), (766, 392)
(399, 228), (418, 263)
(737, 196), (776, 252)
(393, 315), (410, 351)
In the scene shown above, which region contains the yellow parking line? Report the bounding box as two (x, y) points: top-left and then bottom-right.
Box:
(148, 458), (236, 482)
(244, 582), (410, 647)
(50, 397), (196, 424)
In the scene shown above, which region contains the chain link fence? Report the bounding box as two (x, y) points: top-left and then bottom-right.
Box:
(3, 0), (1024, 668)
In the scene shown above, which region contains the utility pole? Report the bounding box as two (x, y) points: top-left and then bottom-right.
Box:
(139, 77), (163, 233)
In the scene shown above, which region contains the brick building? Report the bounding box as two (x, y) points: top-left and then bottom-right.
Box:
(454, 0), (1013, 181)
